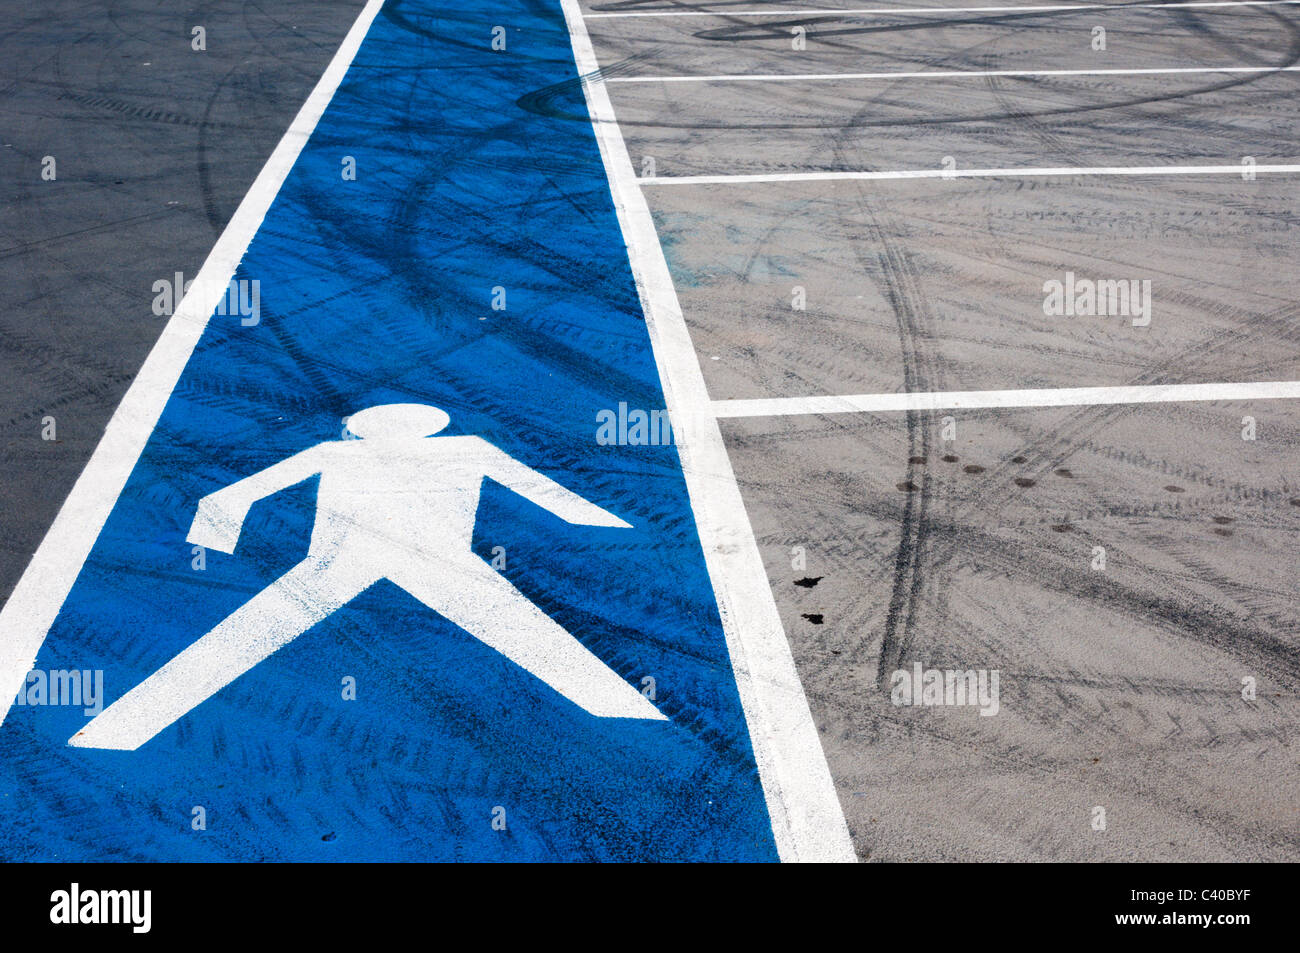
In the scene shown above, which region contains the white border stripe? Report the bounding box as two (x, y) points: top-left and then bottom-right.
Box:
(608, 63), (1300, 83)
(561, 0), (857, 862)
(712, 381), (1300, 418)
(584, 0), (1300, 17)
(639, 164), (1300, 185)
(0, 0), (388, 729)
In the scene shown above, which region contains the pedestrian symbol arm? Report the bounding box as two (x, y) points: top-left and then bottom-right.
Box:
(484, 444), (632, 529)
(186, 447), (326, 554)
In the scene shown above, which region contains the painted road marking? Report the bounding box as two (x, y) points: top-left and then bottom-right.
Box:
(1, 0), (799, 862)
(583, 1), (1300, 17)
(562, 0), (856, 862)
(0, 0), (387, 731)
(711, 381), (1300, 418)
(637, 165), (1300, 185)
(72, 404), (663, 751)
(606, 64), (1300, 84)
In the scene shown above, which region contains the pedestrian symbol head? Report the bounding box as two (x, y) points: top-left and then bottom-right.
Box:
(346, 403), (451, 440)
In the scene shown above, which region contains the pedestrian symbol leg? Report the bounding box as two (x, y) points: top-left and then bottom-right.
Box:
(392, 559), (665, 721)
(72, 557), (379, 750)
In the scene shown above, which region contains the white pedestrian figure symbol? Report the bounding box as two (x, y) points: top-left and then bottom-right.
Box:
(72, 403), (665, 750)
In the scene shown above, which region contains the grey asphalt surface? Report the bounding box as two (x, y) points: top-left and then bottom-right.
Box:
(592, 1), (1300, 860)
(2, 0), (1296, 862)
(0, 0), (364, 605)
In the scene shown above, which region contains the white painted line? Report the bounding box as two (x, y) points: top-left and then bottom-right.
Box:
(712, 381), (1300, 418)
(584, 0), (1300, 17)
(561, 0), (857, 863)
(608, 63), (1300, 84)
(638, 164), (1300, 185)
(0, 0), (389, 730)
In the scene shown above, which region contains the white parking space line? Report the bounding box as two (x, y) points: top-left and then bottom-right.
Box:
(562, 0), (857, 863)
(607, 64), (1300, 83)
(638, 164), (1300, 185)
(712, 381), (1300, 418)
(584, 0), (1300, 17)
(0, 0), (390, 730)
